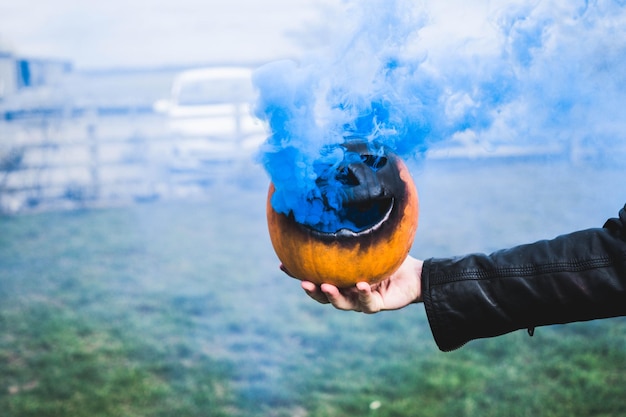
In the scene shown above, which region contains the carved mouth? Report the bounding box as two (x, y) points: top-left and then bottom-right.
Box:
(306, 197), (395, 238)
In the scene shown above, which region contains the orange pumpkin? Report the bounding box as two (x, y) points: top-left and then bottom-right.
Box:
(266, 142), (419, 288)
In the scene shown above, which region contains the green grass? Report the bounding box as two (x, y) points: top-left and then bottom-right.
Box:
(1, 159), (625, 416)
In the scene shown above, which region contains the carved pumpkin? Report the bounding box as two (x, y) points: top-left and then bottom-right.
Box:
(266, 141), (419, 288)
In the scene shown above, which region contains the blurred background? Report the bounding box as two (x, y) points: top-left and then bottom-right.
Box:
(0, 0), (327, 212)
(1, 0), (625, 416)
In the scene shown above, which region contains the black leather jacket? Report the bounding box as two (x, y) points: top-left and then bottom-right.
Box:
(421, 204), (626, 352)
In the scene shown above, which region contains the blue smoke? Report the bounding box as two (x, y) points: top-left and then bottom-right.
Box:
(253, 0), (626, 231)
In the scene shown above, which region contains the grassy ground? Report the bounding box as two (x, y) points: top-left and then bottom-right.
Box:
(1, 158), (625, 416)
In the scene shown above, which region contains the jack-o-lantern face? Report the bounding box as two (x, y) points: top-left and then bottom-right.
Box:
(266, 141), (419, 288)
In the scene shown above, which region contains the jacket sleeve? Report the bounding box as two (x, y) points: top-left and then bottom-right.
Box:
(421, 204), (626, 352)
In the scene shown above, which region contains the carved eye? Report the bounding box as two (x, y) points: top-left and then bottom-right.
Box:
(335, 165), (359, 186)
(335, 154), (389, 186)
(361, 154), (388, 170)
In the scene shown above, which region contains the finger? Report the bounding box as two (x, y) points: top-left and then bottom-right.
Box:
(356, 282), (382, 313)
(321, 283), (359, 311)
(301, 281), (330, 304)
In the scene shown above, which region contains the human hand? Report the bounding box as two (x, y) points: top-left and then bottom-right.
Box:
(285, 255), (423, 314)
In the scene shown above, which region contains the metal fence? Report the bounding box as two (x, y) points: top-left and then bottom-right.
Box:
(0, 109), (265, 214)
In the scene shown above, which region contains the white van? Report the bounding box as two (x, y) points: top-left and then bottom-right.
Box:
(154, 67), (266, 164)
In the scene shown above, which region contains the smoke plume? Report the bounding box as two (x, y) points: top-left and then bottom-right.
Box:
(253, 0), (626, 231)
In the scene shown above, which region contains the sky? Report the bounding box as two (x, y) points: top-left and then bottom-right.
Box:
(0, 0), (503, 69)
(0, 0), (503, 70)
(0, 0), (327, 69)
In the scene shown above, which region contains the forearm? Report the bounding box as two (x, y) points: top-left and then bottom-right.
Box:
(421, 205), (626, 351)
